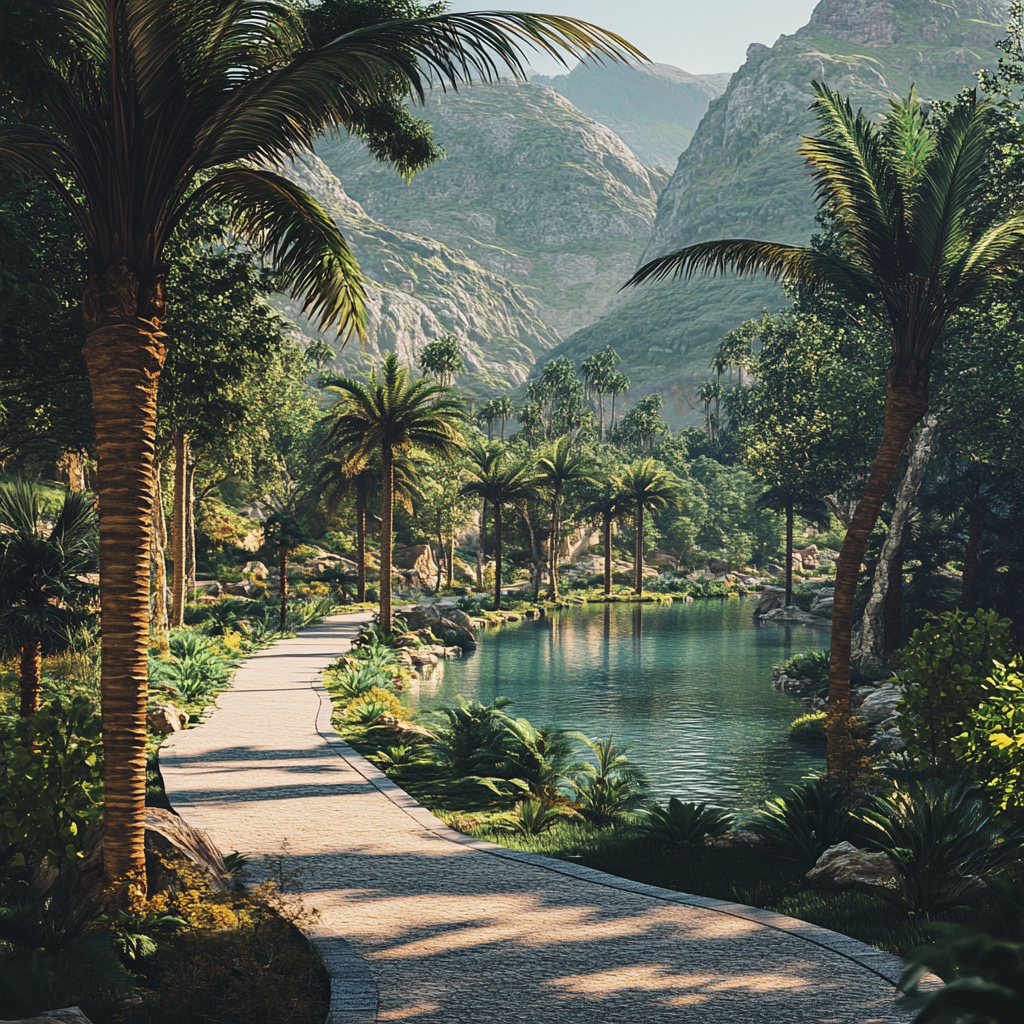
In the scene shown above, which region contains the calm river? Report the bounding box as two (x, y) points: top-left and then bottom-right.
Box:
(406, 598), (830, 812)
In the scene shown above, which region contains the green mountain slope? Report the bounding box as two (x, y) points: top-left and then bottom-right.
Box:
(313, 79), (661, 340)
(552, 0), (1008, 413)
(530, 62), (731, 170)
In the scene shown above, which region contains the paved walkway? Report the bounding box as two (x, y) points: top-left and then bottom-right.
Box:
(161, 614), (911, 1024)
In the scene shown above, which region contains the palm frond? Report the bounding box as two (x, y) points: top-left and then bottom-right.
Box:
(0, 477), (41, 540)
(193, 167), (365, 337)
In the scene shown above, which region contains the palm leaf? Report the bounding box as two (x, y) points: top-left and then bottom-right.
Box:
(192, 167), (365, 336)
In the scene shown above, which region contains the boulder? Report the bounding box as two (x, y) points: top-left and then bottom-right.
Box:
(147, 703), (188, 734)
(647, 550), (679, 569)
(764, 563), (785, 576)
(80, 808), (231, 898)
(1, 1010), (95, 1024)
(242, 560), (268, 579)
(409, 650), (438, 667)
(759, 605), (819, 624)
(191, 579), (222, 597)
(223, 579), (257, 598)
(793, 545), (819, 569)
(858, 682), (901, 723)
(707, 557), (730, 573)
(752, 587), (785, 620)
(809, 596), (834, 618)
(392, 544), (438, 577)
(806, 841), (899, 887)
(239, 529), (262, 553)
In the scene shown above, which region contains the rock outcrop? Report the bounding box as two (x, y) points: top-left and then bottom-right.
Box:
(806, 841), (899, 887)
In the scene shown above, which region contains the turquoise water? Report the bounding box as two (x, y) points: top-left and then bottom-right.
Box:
(407, 598), (830, 813)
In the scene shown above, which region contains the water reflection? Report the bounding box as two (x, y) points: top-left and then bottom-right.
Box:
(409, 598), (829, 813)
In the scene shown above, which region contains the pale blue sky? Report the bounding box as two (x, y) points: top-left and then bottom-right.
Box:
(446, 0), (820, 75)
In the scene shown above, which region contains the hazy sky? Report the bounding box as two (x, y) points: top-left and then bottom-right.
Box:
(446, 0), (820, 75)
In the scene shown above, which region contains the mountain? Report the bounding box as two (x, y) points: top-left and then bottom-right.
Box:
(312, 79), (662, 345)
(529, 62), (731, 170)
(281, 155), (560, 393)
(552, 0), (1009, 417)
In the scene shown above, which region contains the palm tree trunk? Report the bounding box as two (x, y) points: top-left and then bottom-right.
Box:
(603, 514), (613, 596)
(610, 393), (617, 434)
(493, 505), (503, 610)
(522, 508), (542, 601)
(549, 498), (560, 600)
(356, 485), (367, 603)
(962, 512), (980, 607)
(854, 412), (938, 665)
(150, 467), (169, 653)
(634, 510), (644, 594)
(827, 378), (928, 776)
(599, 394), (605, 439)
(170, 431), (188, 627)
(785, 503), (794, 607)
(185, 455), (197, 596)
(19, 639), (42, 718)
(447, 533), (455, 588)
(380, 444), (395, 632)
(435, 513), (445, 594)
(476, 500), (486, 591)
(83, 302), (169, 902)
(487, 420), (494, 440)
(278, 544), (288, 631)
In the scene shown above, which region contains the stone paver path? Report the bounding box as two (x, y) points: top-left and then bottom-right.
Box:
(161, 614), (910, 1024)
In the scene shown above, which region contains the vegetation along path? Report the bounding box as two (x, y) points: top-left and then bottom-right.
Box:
(161, 613), (910, 1023)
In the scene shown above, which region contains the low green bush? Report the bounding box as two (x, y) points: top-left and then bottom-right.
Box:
(778, 647), (881, 697)
(789, 711), (827, 745)
(635, 798), (734, 847)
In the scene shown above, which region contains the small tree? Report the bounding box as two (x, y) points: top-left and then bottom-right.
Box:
(418, 335), (465, 387)
(756, 485), (831, 607)
(618, 460), (682, 594)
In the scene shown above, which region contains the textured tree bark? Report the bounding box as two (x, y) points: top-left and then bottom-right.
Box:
(355, 484), (366, 603)
(19, 639), (42, 718)
(598, 395), (605, 440)
(185, 455), (197, 595)
(962, 513), (980, 607)
(82, 266), (168, 901)
(278, 543), (288, 632)
(476, 500), (486, 592)
(380, 444), (394, 632)
(785, 503), (794, 607)
(150, 467), (169, 653)
(853, 413), (938, 667)
(522, 508), (542, 601)
(548, 498), (561, 600)
(827, 377), (928, 776)
(634, 510), (644, 595)
(435, 514), (445, 594)
(169, 431), (188, 628)
(493, 505), (504, 610)
(447, 533), (455, 588)
(603, 514), (613, 596)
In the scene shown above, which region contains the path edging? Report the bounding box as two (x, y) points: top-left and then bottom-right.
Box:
(311, 673), (908, 990)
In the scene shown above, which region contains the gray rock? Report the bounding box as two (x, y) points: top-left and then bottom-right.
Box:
(806, 842), (899, 887)
(191, 579), (222, 597)
(241, 560), (269, 579)
(223, 580), (258, 598)
(809, 596), (834, 618)
(753, 586), (785, 620)
(1, 1010), (95, 1024)
(707, 557), (730, 573)
(858, 682), (900, 723)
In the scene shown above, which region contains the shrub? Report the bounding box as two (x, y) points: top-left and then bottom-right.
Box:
(331, 664), (392, 700)
(789, 711), (827, 745)
(860, 777), (1024, 917)
(570, 735), (648, 825)
(491, 798), (576, 836)
(0, 697), (103, 867)
(635, 798), (735, 847)
(344, 688), (401, 725)
(778, 647), (880, 698)
(897, 609), (1015, 780)
(429, 697), (515, 777)
(749, 778), (866, 866)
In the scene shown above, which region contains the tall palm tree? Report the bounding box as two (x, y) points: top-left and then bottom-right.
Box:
(324, 353), (464, 630)
(0, 0), (642, 892)
(626, 84), (1024, 774)
(756, 485), (831, 608)
(618, 460), (681, 594)
(461, 452), (540, 610)
(586, 485), (629, 596)
(465, 435), (503, 592)
(0, 479), (97, 717)
(315, 450), (423, 602)
(535, 435), (597, 599)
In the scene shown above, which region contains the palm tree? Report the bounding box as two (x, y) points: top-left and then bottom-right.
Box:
(261, 512), (309, 631)
(417, 335), (465, 387)
(461, 452), (540, 610)
(465, 436), (503, 592)
(324, 354), (464, 630)
(607, 370), (631, 435)
(535, 436), (597, 599)
(0, 0), (641, 895)
(580, 346), (620, 439)
(0, 479), (97, 717)
(586, 486), (630, 596)
(756, 485), (831, 608)
(618, 460), (682, 594)
(626, 84), (1024, 774)
(493, 396), (515, 440)
(315, 450), (423, 602)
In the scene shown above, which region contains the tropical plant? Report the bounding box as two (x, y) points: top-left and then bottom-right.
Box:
(0, 0), (640, 896)
(586, 485), (630, 596)
(788, 711), (828, 745)
(417, 334), (465, 386)
(461, 450), (541, 609)
(569, 734), (648, 825)
(750, 778), (865, 866)
(330, 663), (392, 700)
(618, 459), (682, 594)
(607, 370), (631, 435)
(0, 697), (103, 868)
(477, 396), (515, 440)
(861, 777), (1024, 917)
(324, 354), (464, 630)
(0, 865), (134, 1018)
(535, 435), (598, 599)
(628, 83), (1024, 773)
(482, 719), (582, 802)
(261, 512), (310, 631)
(756, 485), (831, 607)
(779, 646), (879, 699)
(579, 345), (621, 438)
(366, 745), (427, 775)
(0, 479), (97, 716)
(635, 798), (735, 847)
(491, 798), (577, 836)
(429, 696), (515, 777)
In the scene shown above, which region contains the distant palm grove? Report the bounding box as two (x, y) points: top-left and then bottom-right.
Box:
(3, 0), (1024, 1021)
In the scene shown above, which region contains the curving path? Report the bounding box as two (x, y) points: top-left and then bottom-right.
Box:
(161, 613), (911, 1024)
